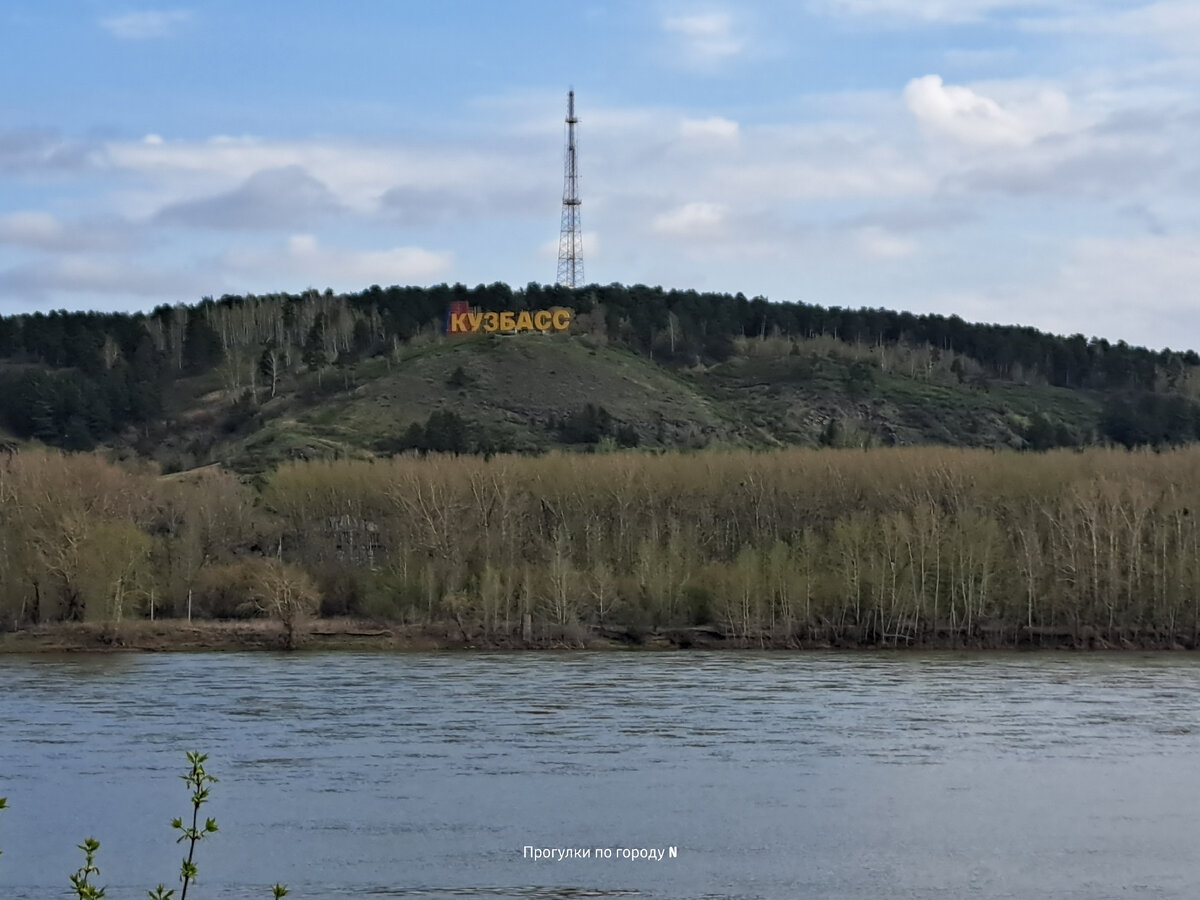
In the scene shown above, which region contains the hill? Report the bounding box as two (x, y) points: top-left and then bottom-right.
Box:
(0, 282), (1196, 470)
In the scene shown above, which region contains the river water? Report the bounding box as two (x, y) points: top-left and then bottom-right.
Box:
(3, 651), (1200, 899)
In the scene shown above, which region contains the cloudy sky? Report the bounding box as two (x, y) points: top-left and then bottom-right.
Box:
(2, 1), (1199, 350)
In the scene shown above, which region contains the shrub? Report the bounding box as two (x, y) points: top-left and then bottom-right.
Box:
(1, 753), (287, 899)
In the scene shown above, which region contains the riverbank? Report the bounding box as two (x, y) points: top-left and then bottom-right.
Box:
(2, 619), (1198, 653)
(0, 619), (607, 653)
(0, 620), (459, 653)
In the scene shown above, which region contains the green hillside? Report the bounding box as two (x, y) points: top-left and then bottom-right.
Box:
(155, 331), (1112, 474)
(0, 281), (1196, 471)
(214, 334), (752, 473)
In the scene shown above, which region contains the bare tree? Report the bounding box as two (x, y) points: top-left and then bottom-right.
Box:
(249, 559), (321, 650)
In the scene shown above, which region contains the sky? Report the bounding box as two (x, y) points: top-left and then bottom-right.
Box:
(2, 1), (1199, 350)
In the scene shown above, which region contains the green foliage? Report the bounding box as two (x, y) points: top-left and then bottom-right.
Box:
(259, 346), (279, 383)
(682, 585), (715, 626)
(183, 316), (223, 374)
(818, 418), (841, 448)
(557, 403), (612, 444)
(1100, 392), (1200, 448)
(1021, 413), (1077, 450)
(0, 755), (285, 899)
(702, 332), (736, 363)
(221, 390), (260, 435)
(0, 369), (138, 449)
(556, 403), (639, 447)
(172, 751), (218, 899)
(69, 837), (105, 900)
(1, 281), (1198, 459)
(303, 314), (328, 371)
(379, 409), (512, 457)
(842, 359), (876, 399)
(421, 410), (471, 454)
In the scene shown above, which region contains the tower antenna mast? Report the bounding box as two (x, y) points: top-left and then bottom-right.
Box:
(556, 89), (583, 288)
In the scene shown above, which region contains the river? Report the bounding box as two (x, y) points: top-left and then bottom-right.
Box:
(2, 651), (1200, 899)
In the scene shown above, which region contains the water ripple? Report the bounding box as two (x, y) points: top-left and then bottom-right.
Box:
(3, 651), (1200, 899)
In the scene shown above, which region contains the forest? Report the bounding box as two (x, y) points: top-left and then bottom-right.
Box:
(1, 282), (1200, 455)
(5, 444), (1200, 649)
(4, 283), (1200, 649)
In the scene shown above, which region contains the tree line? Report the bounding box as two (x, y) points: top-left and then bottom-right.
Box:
(1, 283), (1198, 453)
(6, 445), (1200, 648)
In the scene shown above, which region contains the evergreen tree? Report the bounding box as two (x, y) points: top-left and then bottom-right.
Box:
(183, 315), (223, 373)
(303, 315), (328, 371)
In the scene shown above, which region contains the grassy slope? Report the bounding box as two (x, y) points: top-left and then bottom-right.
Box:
(212, 334), (756, 472)
(135, 333), (1111, 472)
(689, 351), (1103, 448)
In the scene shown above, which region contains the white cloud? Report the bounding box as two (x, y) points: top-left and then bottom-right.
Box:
(715, 153), (931, 199)
(856, 226), (918, 259)
(101, 135), (514, 218)
(930, 233), (1200, 349)
(957, 138), (1175, 197)
(653, 202), (728, 239)
(816, 0), (1195, 57)
(663, 11), (746, 64)
(1119, 1), (1200, 50)
(380, 184), (548, 225)
(814, 0), (1091, 24)
(943, 47), (1019, 68)
(680, 116), (740, 141)
(908, 76), (1186, 200)
(0, 256), (191, 298)
(1055, 234), (1200, 323)
(0, 130), (99, 172)
(821, 1), (1200, 53)
(848, 204), (976, 233)
(0, 211), (62, 247)
(223, 235), (452, 290)
(99, 10), (191, 40)
(0, 211), (136, 252)
(904, 74), (1071, 146)
(2, 70), (1196, 347)
(1021, 2), (1200, 52)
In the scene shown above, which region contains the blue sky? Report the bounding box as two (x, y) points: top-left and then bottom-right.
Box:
(2, 1), (1199, 349)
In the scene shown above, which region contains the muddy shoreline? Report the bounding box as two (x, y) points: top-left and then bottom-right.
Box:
(2, 619), (1198, 653)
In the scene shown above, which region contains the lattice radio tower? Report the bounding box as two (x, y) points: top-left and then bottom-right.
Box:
(556, 89), (584, 288)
